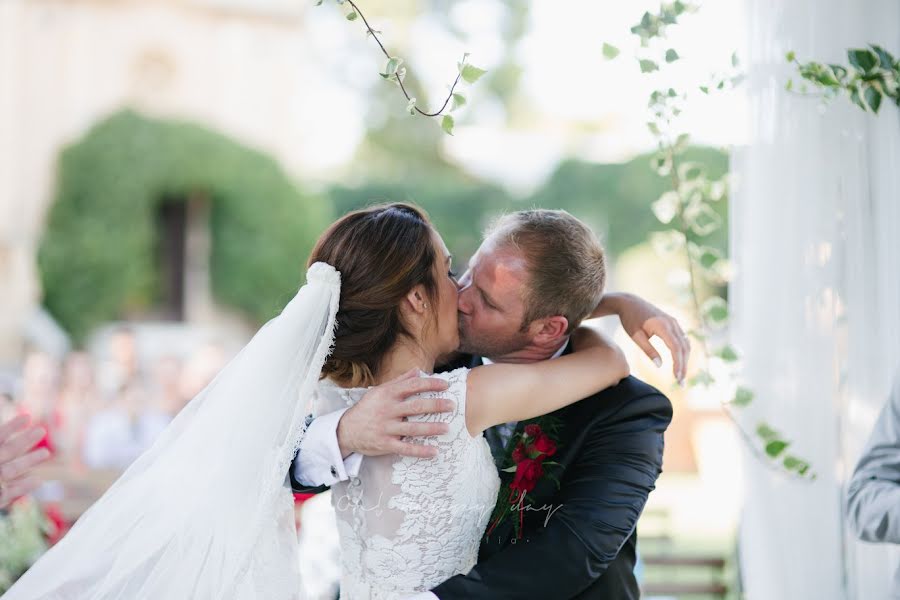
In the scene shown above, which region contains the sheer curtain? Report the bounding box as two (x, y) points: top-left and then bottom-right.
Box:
(731, 1), (900, 598)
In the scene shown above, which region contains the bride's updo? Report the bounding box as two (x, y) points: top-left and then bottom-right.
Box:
(308, 203), (440, 387)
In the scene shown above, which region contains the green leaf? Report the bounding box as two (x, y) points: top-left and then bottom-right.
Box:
(651, 191), (680, 224)
(689, 370), (715, 387)
(848, 48), (878, 73)
(314, 0), (324, 5)
(864, 86), (883, 113)
(501, 465), (517, 473)
(459, 63), (487, 84)
(732, 385), (754, 406)
(602, 43), (620, 60)
(716, 346), (740, 364)
(678, 161), (704, 181)
(731, 51), (739, 67)
(686, 203), (722, 236)
(665, 49), (680, 63)
(668, 88), (678, 97)
(701, 296), (729, 325)
(765, 439), (789, 458)
(756, 423), (779, 441)
(451, 93), (467, 112)
(406, 97), (417, 115)
(699, 85), (709, 94)
(869, 44), (895, 69)
(696, 245), (723, 269)
(384, 57), (403, 76)
(639, 59), (659, 73)
(850, 87), (866, 111)
(346, 10), (358, 20)
(785, 50), (796, 62)
(646, 121), (661, 136)
(783, 455), (807, 471)
(785, 79), (793, 92)
(441, 114), (455, 135)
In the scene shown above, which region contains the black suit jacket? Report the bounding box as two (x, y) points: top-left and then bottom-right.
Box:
(431, 350), (672, 600)
(289, 349), (672, 600)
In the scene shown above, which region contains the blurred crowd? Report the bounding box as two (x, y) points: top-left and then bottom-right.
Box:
(0, 328), (227, 473)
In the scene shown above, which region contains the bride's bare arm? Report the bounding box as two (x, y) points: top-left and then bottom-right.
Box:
(465, 324), (629, 435)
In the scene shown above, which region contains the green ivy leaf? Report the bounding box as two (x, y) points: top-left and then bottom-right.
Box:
(869, 44), (895, 70)
(451, 93), (467, 112)
(716, 346), (740, 364)
(765, 439), (790, 458)
(864, 86), (883, 113)
(441, 114), (455, 135)
(848, 48), (878, 73)
(731, 51), (739, 67)
(602, 43), (620, 60)
(689, 370), (715, 387)
(732, 385), (754, 406)
(651, 191), (680, 224)
(785, 50), (796, 62)
(685, 202), (722, 236)
(459, 63), (487, 84)
(700, 85), (709, 94)
(696, 245), (723, 270)
(639, 59), (659, 73)
(646, 121), (661, 136)
(783, 455), (807, 471)
(850, 87), (867, 111)
(665, 49), (680, 63)
(346, 10), (358, 20)
(785, 79), (794, 92)
(678, 161), (704, 181)
(383, 57), (403, 76)
(757, 423), (779, 440)
(701, 296), (729, 325)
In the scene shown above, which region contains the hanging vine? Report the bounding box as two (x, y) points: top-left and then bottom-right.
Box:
(605, 1), (815, 479)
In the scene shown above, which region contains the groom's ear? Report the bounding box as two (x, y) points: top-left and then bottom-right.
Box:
(529, 315), (569, 346)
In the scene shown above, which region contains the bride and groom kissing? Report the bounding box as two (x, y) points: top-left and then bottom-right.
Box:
(5, 203), (683, 600)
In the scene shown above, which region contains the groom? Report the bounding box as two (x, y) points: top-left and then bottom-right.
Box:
(291, 209), (680, 599)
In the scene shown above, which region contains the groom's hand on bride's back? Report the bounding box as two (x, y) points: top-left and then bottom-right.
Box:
(336, 369), (455, 459)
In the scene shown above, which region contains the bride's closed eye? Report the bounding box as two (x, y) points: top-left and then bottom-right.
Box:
(448, 269), (458, 280)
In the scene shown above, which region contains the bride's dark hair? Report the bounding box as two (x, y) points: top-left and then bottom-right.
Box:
(308, 203), (439, 387)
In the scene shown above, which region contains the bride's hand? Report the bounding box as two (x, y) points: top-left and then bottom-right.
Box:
(591, 292), (689, 384)
(336, 370), (456, 459)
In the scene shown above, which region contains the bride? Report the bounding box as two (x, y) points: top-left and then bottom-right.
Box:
(4, 203), (627, 599)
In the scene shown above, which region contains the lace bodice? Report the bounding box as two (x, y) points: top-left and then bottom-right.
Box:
(314, 368), (500, 599)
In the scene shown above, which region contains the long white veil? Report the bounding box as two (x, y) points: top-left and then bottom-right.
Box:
(3, 262), (341, 600)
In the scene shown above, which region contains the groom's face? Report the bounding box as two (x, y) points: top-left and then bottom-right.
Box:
(456, 237), (533, 358)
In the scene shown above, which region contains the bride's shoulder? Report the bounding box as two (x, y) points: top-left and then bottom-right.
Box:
(427, 366), (470, 385)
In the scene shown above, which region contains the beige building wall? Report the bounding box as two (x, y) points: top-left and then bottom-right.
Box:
(0, 0), (362, 363)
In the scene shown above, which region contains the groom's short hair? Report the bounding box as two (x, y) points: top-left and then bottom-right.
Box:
(487, 209), (606, 334)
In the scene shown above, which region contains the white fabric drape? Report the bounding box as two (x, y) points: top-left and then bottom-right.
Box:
(732, 1), (900, 598)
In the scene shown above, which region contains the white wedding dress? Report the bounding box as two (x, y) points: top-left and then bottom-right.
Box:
(313, 367), (501, 599)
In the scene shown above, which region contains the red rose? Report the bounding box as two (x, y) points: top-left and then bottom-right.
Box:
(511, 443), (525, 463)
(533, 434), (557, 457)
(524, 424), (541, 438)
(510, 458), (544, 493)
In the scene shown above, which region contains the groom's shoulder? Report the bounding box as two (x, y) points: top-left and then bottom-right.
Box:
(580, 375), (673, 424)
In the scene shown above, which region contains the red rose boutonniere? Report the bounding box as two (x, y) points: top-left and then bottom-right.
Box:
(486, 418), (562, 540)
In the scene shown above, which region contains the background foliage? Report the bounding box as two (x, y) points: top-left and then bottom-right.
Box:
(38, 110), (329, 344)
